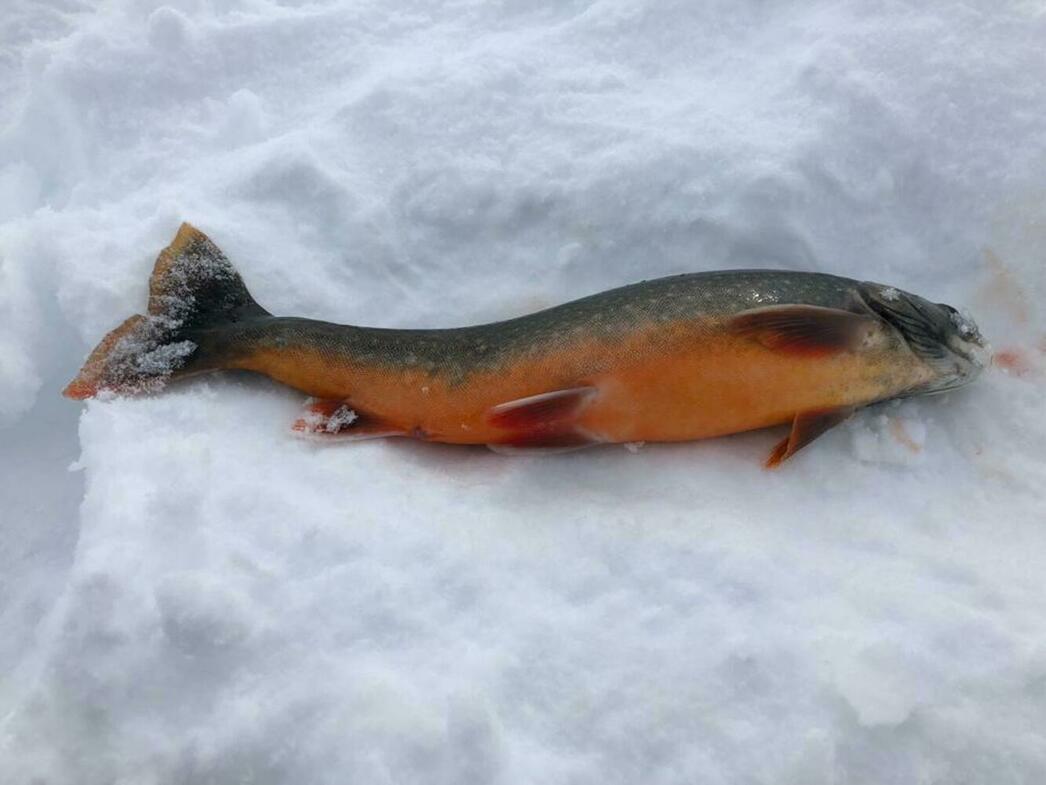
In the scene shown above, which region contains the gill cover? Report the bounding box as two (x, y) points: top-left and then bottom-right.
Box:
(858, 282), (986, 392)
(863, 286), (950, 359)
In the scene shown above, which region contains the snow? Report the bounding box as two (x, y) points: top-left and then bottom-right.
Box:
(2, 0), (1046, 782)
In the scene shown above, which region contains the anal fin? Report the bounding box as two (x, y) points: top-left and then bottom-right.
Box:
(292, 398), (405, 441)
(766, 406), (856, 468)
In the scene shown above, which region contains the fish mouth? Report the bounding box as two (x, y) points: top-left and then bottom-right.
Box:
(967, 338), (992, 373)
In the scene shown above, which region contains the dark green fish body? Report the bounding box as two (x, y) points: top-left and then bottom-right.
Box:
(65, 224), (987, 465)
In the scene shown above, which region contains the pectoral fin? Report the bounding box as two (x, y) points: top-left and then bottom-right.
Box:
(730, 305), (877, 357)
(766, 406), (856, 468)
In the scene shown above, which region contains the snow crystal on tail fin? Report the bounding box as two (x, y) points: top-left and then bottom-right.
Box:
(63, 223), (270, 399)
(62, 314), (197, 399)
(147, 222), (268, 330)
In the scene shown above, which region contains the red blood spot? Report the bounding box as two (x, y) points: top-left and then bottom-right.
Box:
(993, 348), (1032, 377)
(889, 418), (922, 453)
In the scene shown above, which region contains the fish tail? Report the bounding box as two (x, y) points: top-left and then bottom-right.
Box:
(63, 223), (271, 399)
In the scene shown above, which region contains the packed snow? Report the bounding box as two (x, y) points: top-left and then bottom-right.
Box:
(2, 0), (1046, 782)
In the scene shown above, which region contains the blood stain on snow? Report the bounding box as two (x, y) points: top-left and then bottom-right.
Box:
(889, 418), (922, 453)
(992, 348), (1034, 377)
(980, 250), (1032, 327)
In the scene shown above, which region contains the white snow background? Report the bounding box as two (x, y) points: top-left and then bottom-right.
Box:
(2, 0), (1046, 782)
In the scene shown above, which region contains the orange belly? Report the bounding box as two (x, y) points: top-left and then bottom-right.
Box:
(238, 316), (921, 446)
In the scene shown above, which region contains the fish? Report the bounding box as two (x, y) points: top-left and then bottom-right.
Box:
(63, 223), (989, 466)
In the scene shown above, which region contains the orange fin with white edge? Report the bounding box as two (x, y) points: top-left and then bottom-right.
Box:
(765, 406), (856, 468)
(487, 431), (600, 454)
(730, 305), (877, 357)
(292, 398), (406, 440)
(488, 386), (597, 429)
(487, 386), (602, 452)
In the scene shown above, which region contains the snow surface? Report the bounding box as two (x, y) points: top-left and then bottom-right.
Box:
(2, 0), (1046, 782)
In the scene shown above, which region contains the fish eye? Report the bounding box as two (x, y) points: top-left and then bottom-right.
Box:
(941, 305), (980, 342)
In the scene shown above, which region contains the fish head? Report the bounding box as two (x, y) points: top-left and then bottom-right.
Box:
(858, 282), (989, 394)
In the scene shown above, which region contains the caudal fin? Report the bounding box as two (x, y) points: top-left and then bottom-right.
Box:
(63, 223), (270, 399)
